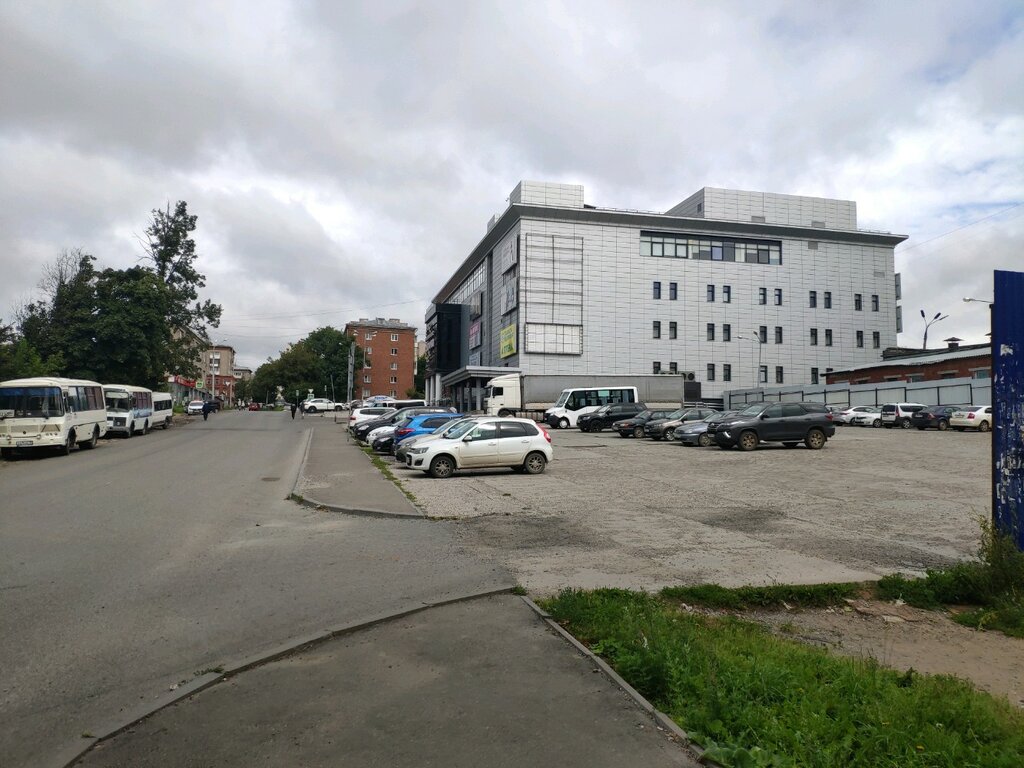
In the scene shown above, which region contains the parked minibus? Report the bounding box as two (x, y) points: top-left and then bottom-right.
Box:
(151, 391), (174, 429)
(0, 377), (108, 457)
(102, 384), (154, 437)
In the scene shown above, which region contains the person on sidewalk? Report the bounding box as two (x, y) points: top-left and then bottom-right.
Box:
(290, 401), (298, 419)
(202, 400), (212, 421)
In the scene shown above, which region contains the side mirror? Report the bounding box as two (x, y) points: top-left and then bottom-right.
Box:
(462, 434), (473, 442)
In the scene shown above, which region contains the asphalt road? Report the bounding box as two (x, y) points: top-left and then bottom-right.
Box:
(0, 411), (508, 767)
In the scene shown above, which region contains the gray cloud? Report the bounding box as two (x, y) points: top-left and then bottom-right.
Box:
(1, 0), (1021, 367)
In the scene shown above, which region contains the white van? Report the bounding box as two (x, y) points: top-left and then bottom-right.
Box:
(103, 384), (154, 437)
(0, 377), (108, 457)
(880, 402), (927, 429)
(151, 391), (174, 429)
(544, 386), (640, 429)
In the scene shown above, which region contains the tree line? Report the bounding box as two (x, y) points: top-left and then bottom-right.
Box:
(0, 201), (221, 388)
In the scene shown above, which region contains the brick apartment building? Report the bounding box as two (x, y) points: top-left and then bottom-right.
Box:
(344, 318), (417, 399)
(825, 341), (991, 385)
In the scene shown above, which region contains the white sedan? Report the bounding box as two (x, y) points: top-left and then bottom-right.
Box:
(849, 407), (883, 427)
(950, 406), (992, 432)
(835, 405), (881, 425)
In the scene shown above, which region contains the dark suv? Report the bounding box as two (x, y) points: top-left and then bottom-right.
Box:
(577, 402), (646, 432)
(708, 402), (835, 451)
(911, 405), (965, 431)
(643, 407), (719, 440)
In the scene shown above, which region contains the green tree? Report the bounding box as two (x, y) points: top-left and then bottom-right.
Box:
(142, 201), (222, 378)
(0, 322), (63, 380)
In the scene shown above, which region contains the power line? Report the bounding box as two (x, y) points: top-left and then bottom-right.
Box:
(897, 201), (1023, 253)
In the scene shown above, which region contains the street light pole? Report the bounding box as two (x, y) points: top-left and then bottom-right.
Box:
(920, 309), (948, 349)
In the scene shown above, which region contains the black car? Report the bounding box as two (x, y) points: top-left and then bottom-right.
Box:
(708, 402), (836, 451)
(643, 407), (719, 440)
(612, 409), (676, 438)
(372, 434), (395, 453)
(911, 405), (965, 431)
(577, 402), (647, 432)
(351, 407), (449, 440)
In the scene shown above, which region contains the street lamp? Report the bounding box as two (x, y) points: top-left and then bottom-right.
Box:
(920, 310), (948, 349)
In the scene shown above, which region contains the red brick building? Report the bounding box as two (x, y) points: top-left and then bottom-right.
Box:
(344, 318), (417, 399)
(825, 342), (991, 385)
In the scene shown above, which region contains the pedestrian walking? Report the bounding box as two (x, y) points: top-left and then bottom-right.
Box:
(290, 401), (297, 419)
(202, 400), (212, 421)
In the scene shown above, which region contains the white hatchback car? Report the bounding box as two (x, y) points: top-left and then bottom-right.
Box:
(187, 400), (205, 415)
(950, 406), (993, 432)
(405, 417), (552, 478)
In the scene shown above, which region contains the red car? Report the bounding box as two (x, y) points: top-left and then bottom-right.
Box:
(248, 402), (261, 411)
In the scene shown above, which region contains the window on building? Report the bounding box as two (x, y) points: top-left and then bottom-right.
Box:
(707, 323), (715, 341)
(723, 364), (732, 382)
(774, 288), (783, 306)
(669, 362), (678, 374)
(362, 388), (370, 397)
(809, 290), (817, 308)
(775, 366), (784, 384)
(871, 294), (880, 312)
(774, 326), (783, 344)
(363, 374), (371, 383)
(758, 287), (767, 305)
(872, 331), (880, 349)
(390, 362), (397, 370)
(824, 291), (832, 309)
(758, 326), (767, 343)
(854, 293), (863, 311)
(939, 371), (957, 379)
(669, 282), (678, 300)
(810, 328), (818, 346)
(856, 330), (864, 348)
(653, 321), (661, 339)
(669, 321), (677, 339)
(391, 348), (398, 356)
(811, 367), (819, 384)
(365, 332), (373, 340)
(972, 369), (991, 379)
(653, 361), (662, 374)
(707, 364), (716, 381)
(365, 347), (372, 354)
(391, 333), (399, 341)
(723, 323), (731, 342)
(390, 376), (397, 384)
(825, 328), (833, 346)
(707, 284), (715, 302)
(759, 365), (768, 383)
(653, 281), (661, 299)
(896, 305), (903, 333)
(906, 373), (924, 382)
(723, 285), (732, 303)
(826, 367), (834, 374)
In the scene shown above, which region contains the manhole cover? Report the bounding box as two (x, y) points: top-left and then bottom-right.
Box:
(260, 476), (280, 482)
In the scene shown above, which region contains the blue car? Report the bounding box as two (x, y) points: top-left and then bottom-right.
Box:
(393, 412), (465, 445)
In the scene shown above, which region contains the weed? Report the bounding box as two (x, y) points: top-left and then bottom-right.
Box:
(778, 621), (797, 635)
(511, 584), (528, 596)
(195, 666), (224, 676)
(543, 588), (1024, 767)
(662, 582), (860, 610)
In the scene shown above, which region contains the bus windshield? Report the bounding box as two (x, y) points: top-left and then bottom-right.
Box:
(105, 391), (131, 412)
(554, 391), (570, 407)
(0, 386), (65, 418)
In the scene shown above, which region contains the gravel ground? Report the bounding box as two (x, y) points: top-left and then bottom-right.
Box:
(385, 424), (990, 595)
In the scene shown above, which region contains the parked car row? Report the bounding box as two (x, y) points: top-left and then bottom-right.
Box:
(831, 402), (993, 432)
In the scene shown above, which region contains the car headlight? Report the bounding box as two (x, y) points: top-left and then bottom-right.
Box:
(409, 447), (428, 454)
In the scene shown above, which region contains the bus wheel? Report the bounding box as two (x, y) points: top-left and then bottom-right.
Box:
(143, 420), (150, 435)
(125, 422), (133, 438)
(81, 427), (99, 450)
(558, 417), (569, 429)
(60, 432), (75, 455)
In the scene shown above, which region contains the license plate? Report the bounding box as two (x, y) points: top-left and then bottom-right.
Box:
(16, 440), (33, 446)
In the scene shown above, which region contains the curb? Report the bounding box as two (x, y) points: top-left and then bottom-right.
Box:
(61, 584), (515, 768)
(519, 595), (714, 768)
(288, 427), (424, 519)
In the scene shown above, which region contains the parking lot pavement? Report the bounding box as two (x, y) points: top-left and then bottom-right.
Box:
(388, 426), (991, 594)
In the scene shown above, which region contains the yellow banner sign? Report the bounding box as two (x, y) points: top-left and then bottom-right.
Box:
(499, 324), (517, 358)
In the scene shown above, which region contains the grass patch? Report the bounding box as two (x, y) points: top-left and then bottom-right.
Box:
(875, 520), (1024, 638)
(361, 446), (419, 506)
(662, 582), (861, 610)
(543, 588), (1024, 768)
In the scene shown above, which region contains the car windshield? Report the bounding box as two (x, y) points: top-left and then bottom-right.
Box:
(0, 386), (65, 418)
(633, 410), (652, 420)
(666, 408), (686, 419)
(739, 404), (767, 416)
(593, 405), (610, 415)
(444, 420), (479, 439)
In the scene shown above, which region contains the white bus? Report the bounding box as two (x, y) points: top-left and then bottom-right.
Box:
(151, 391), (174, 429)
(103, 384), (154, 437)
(0, 377), (108, 457)
(544, 386), (639, 428)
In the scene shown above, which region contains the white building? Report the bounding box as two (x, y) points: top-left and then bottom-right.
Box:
(425, 181), (907, 408)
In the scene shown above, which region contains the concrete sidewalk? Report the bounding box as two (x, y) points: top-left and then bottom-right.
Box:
(74, 595), (699, 767)
(293, 419), (423, 517)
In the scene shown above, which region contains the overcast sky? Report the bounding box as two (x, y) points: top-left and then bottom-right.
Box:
(2, 0), (1021, 369)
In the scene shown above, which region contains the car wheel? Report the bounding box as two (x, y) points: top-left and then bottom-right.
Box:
(579, 425), (589, 433)
(523, 451), (547, 475)
(738, 430), (758, 451)
(307, 406), (318, 414)
(873, 418), (881, 428)
(937, 420), (948, 431)
(335, 406), (343, 411)
(428, 455), (455, 479)
(804, 429), (826, 450)
(633, 426), (644, 438)
(696, 433), (710, 447)
(81, 427), (99, 450)
(979, 421), (991, 433)
(900, 418), (912, 429)
(783, 442), (798, 448)
(498, 409), (512, 417)
(558, 417), (569, 429)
